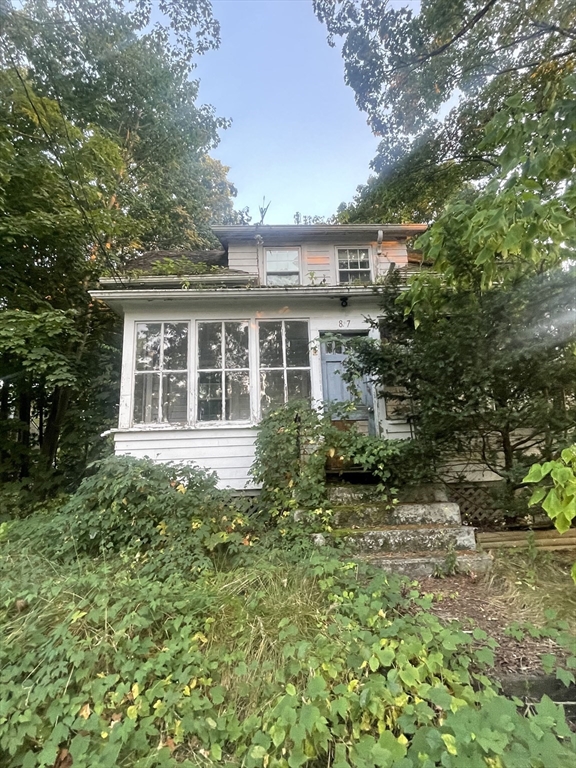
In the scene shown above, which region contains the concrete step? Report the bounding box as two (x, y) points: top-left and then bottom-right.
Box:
(332, 502), (461, 528)
(335, 524), (477, 553)
(361, 550), (493, 579)
(327, 483), (449, 505)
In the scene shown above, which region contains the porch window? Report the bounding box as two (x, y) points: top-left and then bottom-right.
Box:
(133, 322), (188, 423)
(266, 249), (300, 286)
(259, 320), (311, 414)
(197, 321), (250, 422)
(338, 248), (371, 284)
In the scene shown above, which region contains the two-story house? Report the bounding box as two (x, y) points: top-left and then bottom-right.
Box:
(91, 224), (426, 488)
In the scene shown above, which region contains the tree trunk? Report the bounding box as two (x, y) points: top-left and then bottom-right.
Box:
(18, 388), (31, 478)
(40, 386), (71, 469)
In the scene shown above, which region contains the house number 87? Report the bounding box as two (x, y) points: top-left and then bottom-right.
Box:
(338, 320), (351, 328)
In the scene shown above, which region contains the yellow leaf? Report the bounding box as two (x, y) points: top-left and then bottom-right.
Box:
(183, 685), (190, 696)
(398, 734), (408, 746)
(127, 705), (138, 720)
(101, 731), (109, 739)
(131, 683), (140, 699)
(176, 483), (186, 494)
(328, 447), (336, 457)
(79, 703), (91, 720)
(441, 733), (458, 756)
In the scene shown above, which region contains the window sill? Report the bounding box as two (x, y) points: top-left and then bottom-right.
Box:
(103, 422), (257, 436)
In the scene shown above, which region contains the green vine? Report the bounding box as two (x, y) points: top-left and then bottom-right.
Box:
(250, 401), (428, 522)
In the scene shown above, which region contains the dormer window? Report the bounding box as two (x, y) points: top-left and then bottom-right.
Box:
(338, 248), (372, 284)
(265, 248), (300, 286)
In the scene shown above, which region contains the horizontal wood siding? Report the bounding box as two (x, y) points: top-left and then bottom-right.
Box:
(303, 244), (332, 285)
(114, 428), (258, 489)
(227, 244), (259, 275)
(376, 241), (408, 277)
(383, 420), (412, 440)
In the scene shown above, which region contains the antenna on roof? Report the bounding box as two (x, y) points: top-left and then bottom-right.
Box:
(258, 197), (271, 225)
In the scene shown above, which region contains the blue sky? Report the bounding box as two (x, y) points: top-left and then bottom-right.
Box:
(193, 0), (379, 224)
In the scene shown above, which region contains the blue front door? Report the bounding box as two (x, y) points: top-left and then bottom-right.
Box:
(320, 335), (375, 432)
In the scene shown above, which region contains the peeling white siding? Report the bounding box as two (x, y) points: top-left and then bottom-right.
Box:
(114, 427), (257, 490)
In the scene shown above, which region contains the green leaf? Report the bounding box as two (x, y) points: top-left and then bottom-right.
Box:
(556, 667), (575, 687)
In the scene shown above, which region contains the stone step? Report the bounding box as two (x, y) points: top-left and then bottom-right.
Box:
(332, 502), (461, 528)
(361, 550), (493, 579)
(335, 524), (477, 553)
(327, 483), (449, 505)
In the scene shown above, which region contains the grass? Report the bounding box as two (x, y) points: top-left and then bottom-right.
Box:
(487, 549), (576, 632)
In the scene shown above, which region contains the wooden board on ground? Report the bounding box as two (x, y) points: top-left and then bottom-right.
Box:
(477, 528), (576, 551)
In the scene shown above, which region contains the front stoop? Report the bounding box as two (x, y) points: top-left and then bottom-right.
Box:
(326, 484), (493, 578)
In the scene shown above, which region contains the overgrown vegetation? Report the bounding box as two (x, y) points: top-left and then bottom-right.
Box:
(251, 401), (433, 516)
(2, 484), (576, 767)
(0, 0), (244, 501)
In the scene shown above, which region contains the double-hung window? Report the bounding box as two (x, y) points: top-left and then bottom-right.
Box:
(259, 320), (311, 414)
(338, 248), (371, 284)
(133, 322), (188, 423)
(265, 249), (300, 286)
(197, 321), (251, 422)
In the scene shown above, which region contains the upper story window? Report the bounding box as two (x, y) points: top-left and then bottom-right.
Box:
(134, 322), (188, 424)
(266, 249), (300, 286)
(338, 248), (371, 284)
(197, 321), (250, 422)
(259, 320), (310, 414)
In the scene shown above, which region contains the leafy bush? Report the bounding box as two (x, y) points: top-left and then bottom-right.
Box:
(251, 401), (433, 516)
(1, 531), (575, 768)
(56, 455), (252, 575)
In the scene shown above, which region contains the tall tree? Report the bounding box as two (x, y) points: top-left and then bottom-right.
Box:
(314, 0), (576, 222)
(340, 74), (576, 500)
(0, 0), (240, 496)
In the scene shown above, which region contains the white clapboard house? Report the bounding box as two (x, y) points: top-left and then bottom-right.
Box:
(91, 224), (426, 489)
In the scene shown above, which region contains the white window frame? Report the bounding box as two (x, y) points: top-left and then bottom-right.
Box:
(335, 245), (373, 285)
(131, 320), (190, 426)
(264, 247), (301, 287)
(257, 318), (312, 418)
(195, 319), (252, 425)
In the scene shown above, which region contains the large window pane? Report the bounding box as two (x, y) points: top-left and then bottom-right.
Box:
(260, 370), (285, 415)
(226, 371), (251, 420)
(267, 273), (299, 287)
(136, 323), (161, 370)
(259, 322), (283, 367)
(285, 321), (310, 367)
(267, 250), (299, 272)
(134, 373), (159, 423)
(266, 249), (299, 286)
(287, 370), (311, 401)
(225, 322), (249, 368)
(198, 372), (222, 421)
(163, 323), (188, 370)
(338, 248), (371, 284)
(198, 323), (222, 369)
(162, 374), (187, 422)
